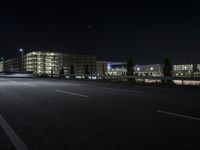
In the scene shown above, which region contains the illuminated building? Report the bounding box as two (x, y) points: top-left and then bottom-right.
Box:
(173, 64), (194, 76)
(134, 64), (163, 76)
(3, 58), (21, 72)
(97, 61), (126, 76)
(0, 62), (3, 72)
(24, 52), (63, 75)
(198, 64), (200, 70)
(24, 51), (96, 76)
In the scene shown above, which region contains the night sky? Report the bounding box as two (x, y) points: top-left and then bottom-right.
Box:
(0, 1), (200, 64)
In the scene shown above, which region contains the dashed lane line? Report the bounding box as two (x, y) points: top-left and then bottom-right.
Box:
(157, 110), (200, 121)
(23, 83), (38, 87)
(54, 89), (89, 98)
(0, 114), (29, 150)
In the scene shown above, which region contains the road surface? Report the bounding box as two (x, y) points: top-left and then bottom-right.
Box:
(0, 77), (200, 150)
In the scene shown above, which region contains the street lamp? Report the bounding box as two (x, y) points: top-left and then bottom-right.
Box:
(19, 49), (24, 71)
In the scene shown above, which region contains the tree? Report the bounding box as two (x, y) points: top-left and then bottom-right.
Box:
(70, 64), (75, 78)
(59, 67), (65, 78)
(162, 58), (173, 83)
(102, 63), (105, 75)
(126, 57), (134, 75)
(84, 64), (89, 79)
(126, 57), (135, 82)
(51, 69), (53, 77)
(163, 58), (173, 76)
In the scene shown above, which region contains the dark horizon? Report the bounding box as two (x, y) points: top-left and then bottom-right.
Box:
(1, 1), (200, 64)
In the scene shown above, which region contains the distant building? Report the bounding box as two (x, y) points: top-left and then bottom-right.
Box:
(173, 64), (193, 76)
(3, 58), (21, 72)
(1, 51), (200, 78)
(97, 63), (163, 76)
(134, 64), (163, 76)
(96, 61), (107, 75)
(24, 51), (96, 76)
(0, 62), (3, 72)
(1, 51), (96, 76)
(198, 64), (200, 70)
(24, 52), (63, 75)
(97, 61), (126, 76)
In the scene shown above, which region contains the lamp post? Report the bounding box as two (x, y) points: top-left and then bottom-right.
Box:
(19, 49), (24, 72)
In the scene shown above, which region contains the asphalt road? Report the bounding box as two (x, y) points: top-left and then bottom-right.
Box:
(0, 77), (200, 150)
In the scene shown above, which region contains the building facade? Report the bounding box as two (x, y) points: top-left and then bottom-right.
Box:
(24, 52), (63, 75)
(3, 58), (21, 72)
(173, 64), (194, 76)
(134, 64), (163, 76)
(97, 61), (126, 76)
(24, 51), (96, 76)
(0, 62), (3, 72)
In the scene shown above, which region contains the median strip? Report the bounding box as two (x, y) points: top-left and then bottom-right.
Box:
(157, 110), (200, 121)
(54, 89), (89, 98)
(0, 114), (29, 150)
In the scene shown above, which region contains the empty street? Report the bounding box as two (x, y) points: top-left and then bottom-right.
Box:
(0, 78), (200, 150)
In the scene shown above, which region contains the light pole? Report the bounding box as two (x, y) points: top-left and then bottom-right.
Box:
(19, 48), (24, 72)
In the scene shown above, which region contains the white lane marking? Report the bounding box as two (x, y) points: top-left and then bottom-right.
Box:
(157, 110), (200, 121)
(103, 87), (143, 94)
(54, 89), (89, 98)
(0, 114), (29, 150)
(23, 83), (38, 87)
(0, 78), (5, 81)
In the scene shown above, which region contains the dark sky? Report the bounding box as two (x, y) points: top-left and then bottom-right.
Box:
(0, 1), (200, 64)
